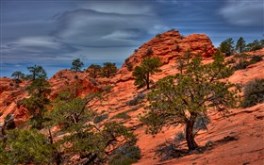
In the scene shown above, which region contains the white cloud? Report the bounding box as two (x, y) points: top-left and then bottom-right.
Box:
(219, 0), (263, 26)
(56, 9), (161, 47)
(15, 36), (61, 49)
(79, 1), (153, 15)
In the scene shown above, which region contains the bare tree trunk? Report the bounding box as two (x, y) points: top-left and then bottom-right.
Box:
(146, 73), (150, 89)
(185, 119), (198, 150)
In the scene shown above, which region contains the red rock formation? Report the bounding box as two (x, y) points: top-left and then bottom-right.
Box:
(114, 30), (216, 83)
(0, 69), (99, 123)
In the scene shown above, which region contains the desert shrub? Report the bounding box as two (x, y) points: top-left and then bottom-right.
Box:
(94, 113), (109, 123)
(249, 55), (262, 64)
(113, 112), (131, 120)
(109, 144), (141, 165)
(127, 93), (145, 106)
(232, 61), (250, 70)
(242, 79), (264, 107)
(225, 58), (236, 65)
(155, 143), (185, 161)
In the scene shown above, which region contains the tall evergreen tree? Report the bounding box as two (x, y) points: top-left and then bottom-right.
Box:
(20, 78), (51, 129)
(88, 64), (101, 78)
(71, 58), (84, 72)
(219, 38), (234, 56)
(132, 57), (162, 89)
(100, 62), (117, 78)
(11, 71), (25, 80)
(27, 65), (47, 80)
(236, 37), (246, 53)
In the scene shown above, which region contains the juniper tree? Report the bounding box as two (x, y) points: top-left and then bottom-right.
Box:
(47, 91), (140, 164)
(141, 53), (239, 150)
(71, 58), (84, 72)
(27, 65), (47, 80)
(219, 38), (234, 56)
(88, 64), (102, 78)
(100, 62), (117, 78)
(0, 129), (55, 164)
(11, 71), (25, 80)
(133, 57), (162, 89)
(20, 78), (51, 129)
(236, 37), (246, 53)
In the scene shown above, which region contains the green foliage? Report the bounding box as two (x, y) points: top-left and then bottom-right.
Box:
(47, 90), (138, 164)
(11, 71), (25, 80)
(88, 64), (101, 78)
(0, 129), (54, 164)
(20, 79), (50, 129)
(62, 121), (137, 164)
(141, 52), (239, 150)
(236, 37), (246, 53)
(242, 79), (264, 107)
(246, 40), (264, 51)
(109, 144), (141, 165)
(71, 58), (84, 71)
(27, 65), (47, 80)
(133, 57), (162, 89)
(48, 92), (93, 131)
(113, 112), (131, 120)
(219, 38), (234, 56)
(249, 55), (263, 64)
(101, 62), (117, 78)
(232, 54), (262, 71)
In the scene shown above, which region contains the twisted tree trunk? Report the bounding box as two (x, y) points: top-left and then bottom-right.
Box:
(185, 119), (198, 150)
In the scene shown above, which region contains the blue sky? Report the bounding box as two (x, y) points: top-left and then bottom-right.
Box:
(1, 0), (263, 77)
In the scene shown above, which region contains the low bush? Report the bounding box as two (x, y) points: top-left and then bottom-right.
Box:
(249, 55), (262, 64)
(232, 61), (250, 70)
(242, 79), (264, 107)
(155, 143), (186, 161)
(113, 112), (131, 120)
(109, 144), (141, 165)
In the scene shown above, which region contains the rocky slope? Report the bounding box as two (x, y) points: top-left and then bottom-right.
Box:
(0, 30), (263, 164)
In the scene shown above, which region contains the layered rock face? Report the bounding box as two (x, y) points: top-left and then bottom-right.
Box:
(0, 70), (99, 123)
(115, 30), (216, 82)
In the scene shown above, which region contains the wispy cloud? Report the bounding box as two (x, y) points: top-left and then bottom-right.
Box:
(15, 36), (61, 49)
(219, 0), (263, 26)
